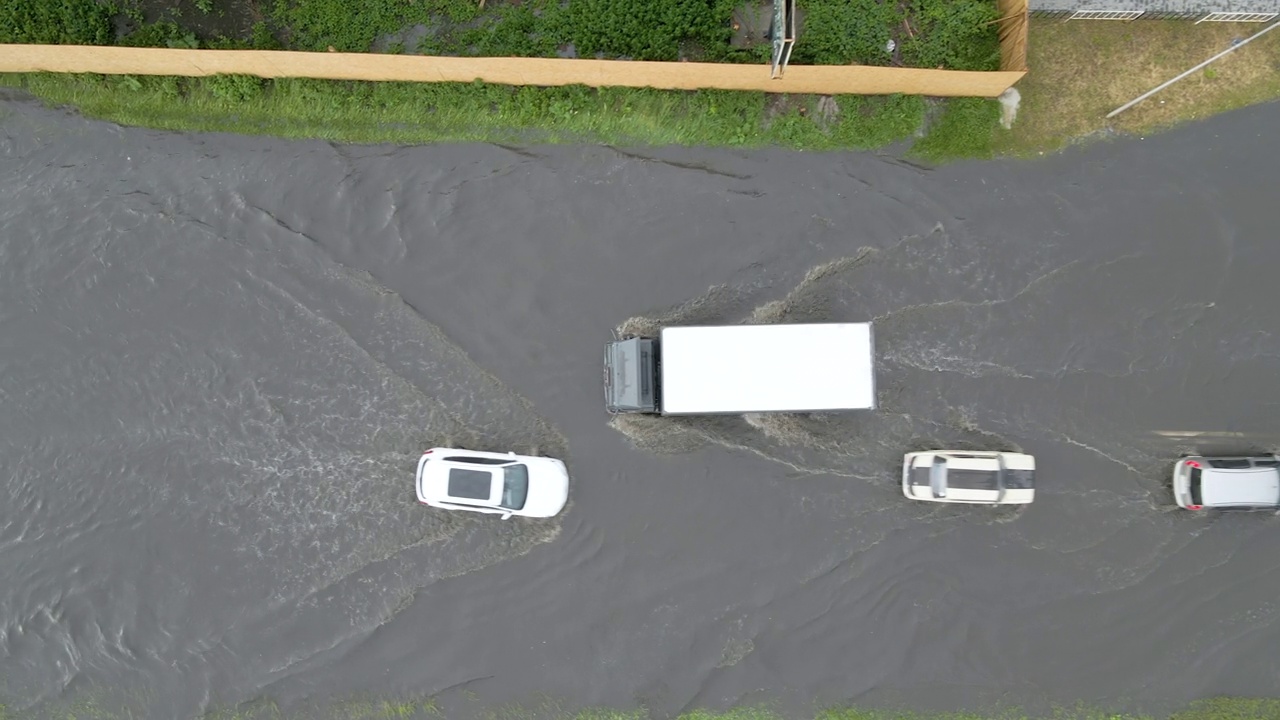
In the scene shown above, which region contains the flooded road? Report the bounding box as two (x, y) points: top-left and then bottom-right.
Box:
(1, 93), (1279, 719)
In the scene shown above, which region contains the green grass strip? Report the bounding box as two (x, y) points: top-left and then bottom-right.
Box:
(910, 96), (1002, 162)
(0, 72), (951, 154)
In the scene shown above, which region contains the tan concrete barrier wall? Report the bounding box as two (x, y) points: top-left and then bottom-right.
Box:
(0, 45), (1026, 98)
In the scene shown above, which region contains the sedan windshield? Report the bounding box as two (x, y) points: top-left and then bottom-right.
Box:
(500, 464), (530, 510)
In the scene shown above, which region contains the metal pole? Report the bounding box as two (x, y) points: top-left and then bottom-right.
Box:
(1106, 18), (1280, 119)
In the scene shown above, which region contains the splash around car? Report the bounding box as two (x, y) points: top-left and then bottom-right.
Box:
(415, 448), (570, 519)
(902, 450), (1036, 505)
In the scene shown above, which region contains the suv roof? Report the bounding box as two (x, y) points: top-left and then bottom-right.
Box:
(416, 448), (568, 519)
(1202, 473), (1280, 507)
(1184, 455), (1280, 508)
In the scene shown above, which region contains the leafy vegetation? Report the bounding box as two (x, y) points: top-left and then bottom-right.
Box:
(793, 0), (907, 65)
(270, 0), (428, 53)
(792, 0), (1000, 70)
(267, 0), (742, 61)
(0, 0), (115, 45)
(450, 3), (564, 59)
(0, 0), (1003, 71)
(900, 0), (1002, 70)
(116, 18), (193, 48)
(206, 72), (264, 101)
(558, 0), (737, 60)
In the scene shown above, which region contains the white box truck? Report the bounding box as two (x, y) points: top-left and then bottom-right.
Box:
(604, 323), (876, 415)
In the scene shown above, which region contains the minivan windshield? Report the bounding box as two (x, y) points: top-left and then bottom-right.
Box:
(500, 464), (530, 510)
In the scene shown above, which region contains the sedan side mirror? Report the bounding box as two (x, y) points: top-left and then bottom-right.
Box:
(501, 512), (513, 520)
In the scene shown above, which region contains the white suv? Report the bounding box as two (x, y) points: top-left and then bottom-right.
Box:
(415, 448), (570, 519)
(1173, 455), (1280, 511)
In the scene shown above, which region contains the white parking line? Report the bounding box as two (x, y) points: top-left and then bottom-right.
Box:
(1152, 430), (1269, 438)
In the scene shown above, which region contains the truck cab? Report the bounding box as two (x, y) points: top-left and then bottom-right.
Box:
(604, 338), (658, 414)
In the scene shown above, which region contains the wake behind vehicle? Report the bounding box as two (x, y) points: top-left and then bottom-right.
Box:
(416, 448), (570, 519)
(902, 450), (1036, 505)
(604, 322), (876, 415)
(1173, 455), (1280, 511)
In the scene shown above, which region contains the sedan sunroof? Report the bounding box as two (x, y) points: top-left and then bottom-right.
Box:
(447, 468), (493, 500)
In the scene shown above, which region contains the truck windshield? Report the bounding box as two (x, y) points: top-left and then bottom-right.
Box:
(500, 464), (529, 510)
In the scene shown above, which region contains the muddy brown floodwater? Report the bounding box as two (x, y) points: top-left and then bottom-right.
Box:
(1, 93), (1279, 719)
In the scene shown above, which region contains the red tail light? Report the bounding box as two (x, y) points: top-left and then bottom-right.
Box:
(1187, 504), (1202, 511)
(1185, 460), (1200, 469)
(423, 450), (434, 455)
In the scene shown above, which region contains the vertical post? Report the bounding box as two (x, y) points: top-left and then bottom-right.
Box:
(770, 0), (795, 79)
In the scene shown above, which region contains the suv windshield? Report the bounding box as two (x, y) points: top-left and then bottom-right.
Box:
(500, 464), (529, 510)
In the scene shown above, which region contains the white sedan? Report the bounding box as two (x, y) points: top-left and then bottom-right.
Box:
(416, 448), (570, 519)
(902, 450), (1036, 505)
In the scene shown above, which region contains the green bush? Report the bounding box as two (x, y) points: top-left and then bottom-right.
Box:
(562, 0), (736, 61)
(118, 19), (188, 47)
(271, 0), (398, 52)
(0, 0), (1002, 73)
(155, 74), (182, 98)
(250, 21), (282, 50)
(900, 0), (1001, 70)
(270, 0), (484, 53)
(207, 73), (264, 102)
(454, 3), (564, 58)
(792, 0), (905, 66)
(0, 0), (115, 45)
